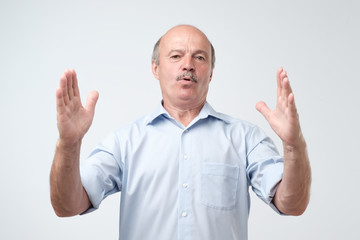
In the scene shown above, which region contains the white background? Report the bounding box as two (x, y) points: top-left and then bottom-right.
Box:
(1, 0), (359, 239)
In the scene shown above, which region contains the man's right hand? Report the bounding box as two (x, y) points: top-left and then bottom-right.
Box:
(56, 69), (99, 146)
(51, 69), (97, 217)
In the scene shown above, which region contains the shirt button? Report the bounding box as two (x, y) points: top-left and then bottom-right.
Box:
(184, 129), (189, 133)
(182, 211), (187, 217)
(182, 183), (188, 188)
(184, 155), (188, 159)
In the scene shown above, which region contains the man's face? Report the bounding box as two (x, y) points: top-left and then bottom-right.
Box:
(152, 26), (213, 109)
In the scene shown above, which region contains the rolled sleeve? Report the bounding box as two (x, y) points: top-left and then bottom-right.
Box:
(80, 133), (123, 214)
(246, 128), (284, 214)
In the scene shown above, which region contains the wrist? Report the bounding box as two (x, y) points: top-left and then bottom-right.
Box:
(56, 138), (82, 151)
(283, 137), (308, 160)
(53, 139), (82, 168)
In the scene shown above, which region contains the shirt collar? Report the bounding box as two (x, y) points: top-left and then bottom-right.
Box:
(145, 101), (231, 125)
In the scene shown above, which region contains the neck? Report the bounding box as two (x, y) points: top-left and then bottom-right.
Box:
(163, 100), (205, 127)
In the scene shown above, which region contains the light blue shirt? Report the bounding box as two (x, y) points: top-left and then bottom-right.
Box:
(81, 102), (284, 240)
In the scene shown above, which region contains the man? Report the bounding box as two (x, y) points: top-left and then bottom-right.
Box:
(50, 25), (311, 239)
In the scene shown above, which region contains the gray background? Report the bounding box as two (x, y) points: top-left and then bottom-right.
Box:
(1, 0), (359, 239)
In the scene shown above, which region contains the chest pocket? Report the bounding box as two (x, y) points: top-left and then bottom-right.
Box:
(201, 162), (239, 210)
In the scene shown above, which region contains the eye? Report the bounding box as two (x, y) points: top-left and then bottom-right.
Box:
(170, 55), (180, 59)
(195, 55), (205, 61)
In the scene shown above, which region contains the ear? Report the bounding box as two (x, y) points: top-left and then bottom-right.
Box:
(209, 70), (213, 82)
(152, 62), (160, 80)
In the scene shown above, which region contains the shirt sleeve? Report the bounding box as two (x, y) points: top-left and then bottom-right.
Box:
(246, 126), (284, 215)
(80, 132), (123, 213)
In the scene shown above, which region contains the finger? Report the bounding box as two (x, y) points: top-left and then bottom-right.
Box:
(287, 93), (298, 119)
(278, 68), (290, 104)
(72, 69), (80, 97)
(67, 69), (75, 100)
(276, 67), (283, 97)
(277, 68), (289, 110)
(256, 101), (272, 122)
(280, 70), (287, 88)
(60, 73), (70, 105)
(85, 90), (99, 114)
(281, 77), (294, 108)
(56, 86), (66, 115)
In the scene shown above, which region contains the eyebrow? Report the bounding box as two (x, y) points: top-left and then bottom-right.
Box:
(193, 50), (209, 57)
(167, 49), (209, 58)
(167, 49), (184, 56)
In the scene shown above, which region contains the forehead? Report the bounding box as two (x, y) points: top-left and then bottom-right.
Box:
(160, 26), (211, 54)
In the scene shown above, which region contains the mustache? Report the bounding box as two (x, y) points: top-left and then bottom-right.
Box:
(176, 72), (198, 83)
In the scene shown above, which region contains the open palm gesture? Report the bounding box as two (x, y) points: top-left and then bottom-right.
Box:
(56, 69), (99, 146)
(256, 67), (302, 148)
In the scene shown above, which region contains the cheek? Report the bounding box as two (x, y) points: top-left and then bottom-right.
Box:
(198, 65), (212, 77)
(159, 65), (178, 80)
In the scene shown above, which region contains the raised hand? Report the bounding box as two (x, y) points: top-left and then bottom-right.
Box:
(256, 67), (311, 215)
(51, 69), (96, 216)
(56, 69), (99, 146)
(255, 67), (303, 148)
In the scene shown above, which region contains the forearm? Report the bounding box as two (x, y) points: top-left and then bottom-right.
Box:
(274, 136), (311, 215)
(50, 140), (90, 217)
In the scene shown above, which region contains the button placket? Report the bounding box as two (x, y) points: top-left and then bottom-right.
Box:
(178, 128), (193, 239)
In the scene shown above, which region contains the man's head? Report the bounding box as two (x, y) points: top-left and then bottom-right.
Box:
(151, 25), (215, 109)
(152, 26), (216, 70)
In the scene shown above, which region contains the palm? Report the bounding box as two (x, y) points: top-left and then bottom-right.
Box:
(256, 67), (301, 147)
(56, 69), (98, 146)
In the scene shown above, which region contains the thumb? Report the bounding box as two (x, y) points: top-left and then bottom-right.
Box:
(256, 101), (271, 121)
(85, 90), (99, 113)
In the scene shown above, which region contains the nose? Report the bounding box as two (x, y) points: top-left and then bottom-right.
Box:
(182, 55), (195, 72)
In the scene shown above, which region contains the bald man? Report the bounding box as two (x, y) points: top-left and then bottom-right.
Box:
(50, 25), (311, 240)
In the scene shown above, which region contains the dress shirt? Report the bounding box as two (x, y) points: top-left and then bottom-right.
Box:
(80, 102), (284, 240)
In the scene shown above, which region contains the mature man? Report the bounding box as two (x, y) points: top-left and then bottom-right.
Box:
(50, 25), (311, 239)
